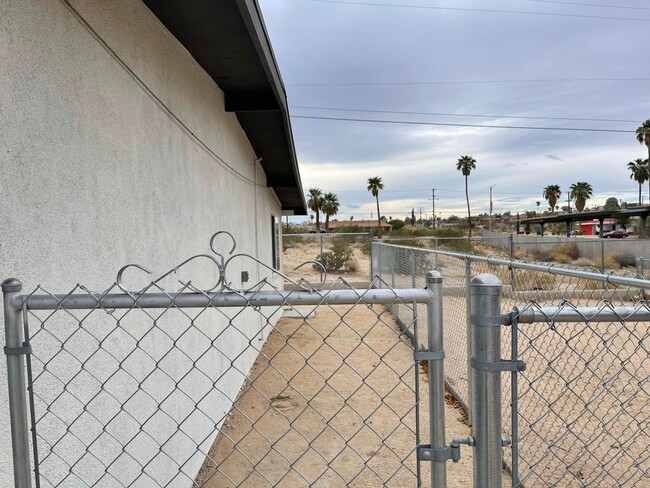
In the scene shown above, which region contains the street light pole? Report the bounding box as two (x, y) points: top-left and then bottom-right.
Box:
(489, 185), (496, 232)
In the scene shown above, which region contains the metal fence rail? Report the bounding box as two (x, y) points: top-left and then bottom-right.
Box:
(373, 242), (650, 487)
(3, 234), (461, 488)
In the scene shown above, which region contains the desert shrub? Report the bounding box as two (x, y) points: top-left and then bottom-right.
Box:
(551, 252), (573, 264)
(614, 253), (636, 268)
(391, 226), (431, 237)
(489, 266), (556, 290)
(551, 243), (579, 261)
(360, 240), (371, 255)
(578, 278), (618, 290)
(530, 249), (552, 262)
(395, 239), (426, 248)
(344, 259), (360, 272)
(316, 249), (353, 271)
(513, 247), (527, 260)
(330, 235), (352, 251)
(593, 254), (621, 270)
(571, 257), (594, 268)
(316, 238), (354, 271)
(282, 235), (304, 250)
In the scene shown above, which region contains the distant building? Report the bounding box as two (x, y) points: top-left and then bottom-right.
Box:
(580, 219), (617, 236)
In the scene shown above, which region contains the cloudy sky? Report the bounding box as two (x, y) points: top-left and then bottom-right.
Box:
(258, 0), (650, 223)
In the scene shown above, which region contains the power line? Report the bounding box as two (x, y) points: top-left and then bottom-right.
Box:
(525, 0), (650, 11)
(307, 0), (650, 22)
(291, 105), (641, 124)
(292, 115), (636, 133)
(288, 77), (650, 87)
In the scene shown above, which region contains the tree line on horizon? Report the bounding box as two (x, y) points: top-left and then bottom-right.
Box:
(305, 120), (650, 235)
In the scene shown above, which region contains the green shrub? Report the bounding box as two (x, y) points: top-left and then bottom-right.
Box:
(316, 238), (354, 271)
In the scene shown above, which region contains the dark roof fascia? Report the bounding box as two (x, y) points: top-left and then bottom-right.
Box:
(231, 0), (306, 214)
(143, 0), (306, 214)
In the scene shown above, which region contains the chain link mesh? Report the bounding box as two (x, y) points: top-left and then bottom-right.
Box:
(282, 233), (372, 285)
(373, 241), (649, 487)
(21, 273), (431, 487)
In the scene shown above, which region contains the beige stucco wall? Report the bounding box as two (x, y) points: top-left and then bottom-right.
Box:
(0, 0), (285, 484)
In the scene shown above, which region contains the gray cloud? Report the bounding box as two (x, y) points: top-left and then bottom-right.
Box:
(260, 0), (649, 221)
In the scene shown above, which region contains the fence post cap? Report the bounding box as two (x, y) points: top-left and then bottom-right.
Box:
(1, 278), (22, 293)
(426, 270), (443, 283)
(470, 273), (502, 289)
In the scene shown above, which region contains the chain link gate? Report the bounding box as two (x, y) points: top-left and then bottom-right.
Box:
(374, 241), (650, 487)
(3, 233), (462, 487)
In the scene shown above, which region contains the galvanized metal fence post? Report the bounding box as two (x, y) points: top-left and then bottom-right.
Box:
(464, 257), (473, 423)
(3, 278), (33, 488)
(426, 271), (447, 487)
(470, 273), (503, 488)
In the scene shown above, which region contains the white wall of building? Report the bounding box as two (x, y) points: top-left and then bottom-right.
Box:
(0, 0), (284, 484)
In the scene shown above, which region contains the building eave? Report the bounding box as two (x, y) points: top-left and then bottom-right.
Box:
(142, 0), (306, 214)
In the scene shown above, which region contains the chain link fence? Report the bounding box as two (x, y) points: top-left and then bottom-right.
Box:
(282, 233), (372, 285)
(373, 242), (650, 487)
(3, 233), (460, 488)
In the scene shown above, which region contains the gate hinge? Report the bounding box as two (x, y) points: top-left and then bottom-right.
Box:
(3, 343), (32, 356)
(418, 437), (474, 464)
(414, 350), (445, 362)
(471, 357), (526, 372)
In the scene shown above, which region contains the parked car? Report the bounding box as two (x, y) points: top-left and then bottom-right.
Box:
(601, 229), (630, 239)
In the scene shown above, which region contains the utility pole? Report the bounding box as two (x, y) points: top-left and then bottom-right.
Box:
(419, 207), (422, 224)
(489, 185), (495, 232)
(431, 189), (436, 229)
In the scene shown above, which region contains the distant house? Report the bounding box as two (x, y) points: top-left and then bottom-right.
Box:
(325, 220), (393, 232)
(0, 1), (305, 485)
(580, 219), (617, 236)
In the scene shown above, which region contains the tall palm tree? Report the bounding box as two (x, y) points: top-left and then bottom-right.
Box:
(628, 158), (649, 205)
(321, 192), (340, 232)
(569, 182), (593, 212)
(543, 185), (562, 213)
(307, 188), (324, 231)
(456, 155), (476, 237)
(636, 120), (650, 201)
(367, 177), (384, 237)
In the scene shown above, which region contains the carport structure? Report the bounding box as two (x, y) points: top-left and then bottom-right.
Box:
(516, 205), (650, 238)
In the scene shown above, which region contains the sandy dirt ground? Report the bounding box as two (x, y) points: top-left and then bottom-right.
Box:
(196, 304), (486, 487)
(282, 240), (371, 284)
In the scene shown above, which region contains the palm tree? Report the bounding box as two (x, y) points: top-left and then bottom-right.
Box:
(628, 158), (649, 205)
(543, 185), (562, 213)
(307, 188), (324, 232)
(569, 182), (593, 212)
(636, 120), (650, 200)
(456, 155), (476, 237)
(321, 192), (340, 232)
(367, 177), (384, 237)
